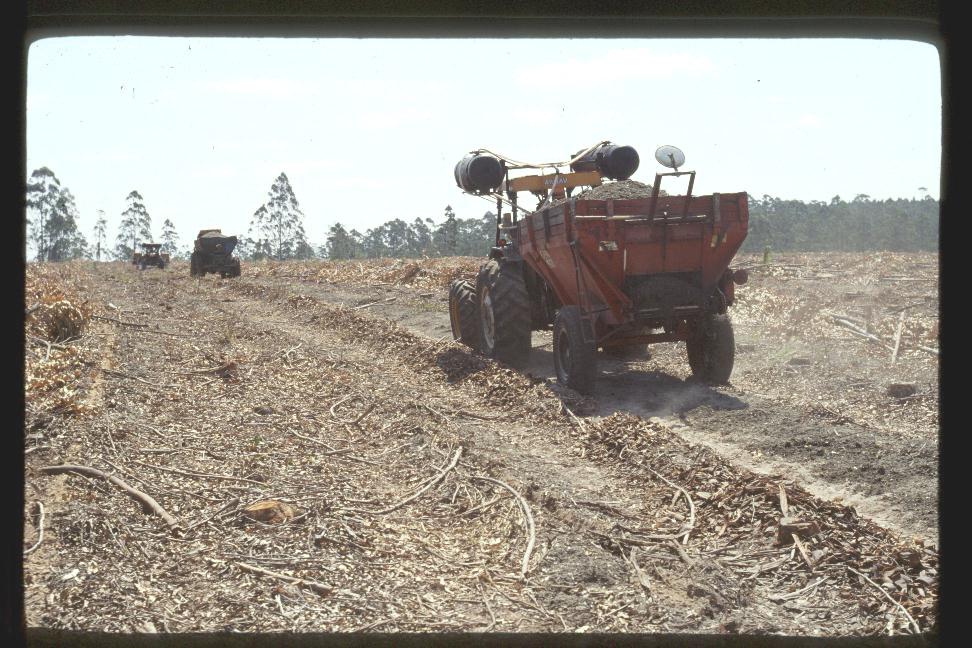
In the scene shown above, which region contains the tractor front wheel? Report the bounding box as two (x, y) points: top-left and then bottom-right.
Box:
(553, 306), (598, 394)
(449, 279), (478, 348)
(475, 259), (531, 368)
(686, 313), (735, 383)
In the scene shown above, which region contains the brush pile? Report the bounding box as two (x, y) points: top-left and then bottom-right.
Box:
(24, 263), (98, 422)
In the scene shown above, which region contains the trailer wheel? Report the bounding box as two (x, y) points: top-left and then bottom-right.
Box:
(190, 253), (200, 277)
(476, 259), (531, 368)
(449, 279), (479, 348)
(686, 314), (735, 383)
(230, 260), (241, 277)
(553, 306), (598, 394)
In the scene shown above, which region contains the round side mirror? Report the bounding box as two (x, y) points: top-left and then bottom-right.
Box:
(654, 145), (686, 170)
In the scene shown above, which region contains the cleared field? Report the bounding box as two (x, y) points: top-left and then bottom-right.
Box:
(23, 253), (939, 637)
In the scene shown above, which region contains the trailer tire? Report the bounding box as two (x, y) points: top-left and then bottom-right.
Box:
(554, 306), (598, 394)
(231, 260), (241, 278)
(449, 279), (479, 348)
(476, 259), (531, 368)
(686, 313), (735, 383)
(190, 253), (200, 277)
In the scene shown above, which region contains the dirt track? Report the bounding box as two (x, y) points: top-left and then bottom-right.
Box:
(246, 253), (940, 547)
(23, 256), (939, 636)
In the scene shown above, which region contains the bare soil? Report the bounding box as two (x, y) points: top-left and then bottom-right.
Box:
(23, 253), (939, 637)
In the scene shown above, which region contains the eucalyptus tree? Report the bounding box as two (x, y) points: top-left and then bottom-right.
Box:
(25, 167), (88, 261)
(114, 191), (152, 260)
(160, 219), (181, 257)
(247, 172), (311, 260)
(92, 210), (108, 261)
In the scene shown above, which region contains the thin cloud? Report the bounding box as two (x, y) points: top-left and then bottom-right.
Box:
(514, 49), (717, 86)
(195, 78), (319, 99)
(796, 114), (823, 127)
(355, 107), (433, 130)
(510, 107), (561, 126)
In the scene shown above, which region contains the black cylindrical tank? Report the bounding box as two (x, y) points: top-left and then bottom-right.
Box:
(455, 153), (504, 193)
(570, 143), (640, 180)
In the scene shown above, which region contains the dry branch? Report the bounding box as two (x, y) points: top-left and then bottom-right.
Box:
(91, 314), (149, 328)
(770, 576), (828, 602)
(459, 495), (502, 517)
(101, 368), (177, 390)
(24, 502), (45, 555)
(891, 310), (907, 364)
(40, 464), (181, 534)
(353, 297), (397, 310)
(830, 315), (894, 350)
(791, 533), (814, 570)
(133, 460), (267, 486)
(848, 566), (921, 634)
(364, 447), (463, 515)
(624, 546), (652, 592)
(644, 465), (695, 542)
(91, 315), (186, 337)
(287, 430), (381, 465)
(668, 539), (695, 567)
(471, 475), (537, 579)
(236, 561), (332, 597)
(350, 403), (376, 426)
(443, 407), (508, 421)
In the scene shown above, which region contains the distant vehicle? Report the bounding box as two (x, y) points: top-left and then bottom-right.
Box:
(190, 229), (241, 278)
(132, 243), (169, 270)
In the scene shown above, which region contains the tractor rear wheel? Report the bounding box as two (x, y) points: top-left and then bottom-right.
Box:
(449, 279), (478, 348)
(553, 306), (598, 394)
(475, 259), (531, 368)
(686, 313), (735, 383)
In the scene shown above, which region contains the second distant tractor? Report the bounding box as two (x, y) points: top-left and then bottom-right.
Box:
(190, 229), (242, 278)
(133, 242), (169, 270)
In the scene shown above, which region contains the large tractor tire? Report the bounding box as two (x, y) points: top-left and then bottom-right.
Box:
(686, 313), (735, 383)
(553, 306), (598, 394)
(190, 253), (201, 277)
(449, 279), (479, 348)
(221, 260), (241, 278)
(475, 259), (531, 368)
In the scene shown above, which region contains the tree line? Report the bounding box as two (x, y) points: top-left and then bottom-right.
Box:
(743, 193), (939, 253)
(25, 167), (939, 264)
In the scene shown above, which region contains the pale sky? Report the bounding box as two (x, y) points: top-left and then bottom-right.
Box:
(25, 37), (941, 251)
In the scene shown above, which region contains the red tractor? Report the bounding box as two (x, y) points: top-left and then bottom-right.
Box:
(132, 242), (169, 270)
(449, 142), (749, 393)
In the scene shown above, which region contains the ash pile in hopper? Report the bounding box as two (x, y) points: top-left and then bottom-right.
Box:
(548, 179), (665, 208)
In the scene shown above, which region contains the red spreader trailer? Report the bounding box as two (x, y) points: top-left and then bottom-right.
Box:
(449, 142), (750, 393)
